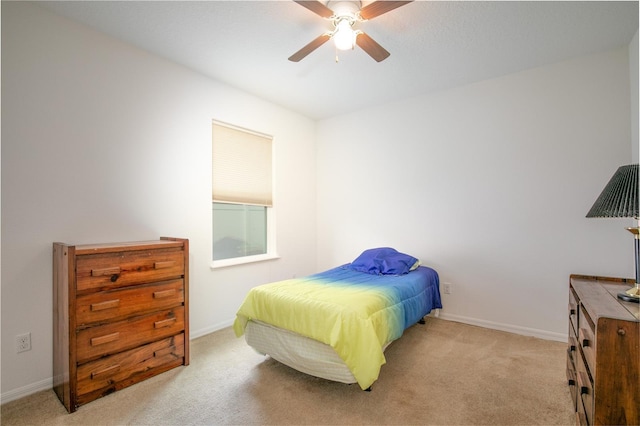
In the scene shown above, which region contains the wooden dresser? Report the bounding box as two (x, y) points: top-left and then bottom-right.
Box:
(567, 275), (639, 426)
(53, 237), (189, 413)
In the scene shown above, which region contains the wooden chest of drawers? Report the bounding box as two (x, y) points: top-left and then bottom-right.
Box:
(53, 237), (189, 413)
(567, 275), (639, 426)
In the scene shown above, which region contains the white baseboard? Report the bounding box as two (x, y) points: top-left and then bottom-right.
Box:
(437, 312), (568, 342)
(190, 319), (234, 339)
(1, 377), (52, 405)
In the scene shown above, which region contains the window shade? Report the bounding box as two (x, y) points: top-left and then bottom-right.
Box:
(212, 122), (273, 207)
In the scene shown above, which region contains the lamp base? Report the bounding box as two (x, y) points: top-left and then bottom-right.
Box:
(617, 283), (640, 303)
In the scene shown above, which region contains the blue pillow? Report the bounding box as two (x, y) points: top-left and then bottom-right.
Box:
(349, 247), (418, 275)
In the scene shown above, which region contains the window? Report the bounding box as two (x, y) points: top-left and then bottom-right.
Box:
(212, 121), (275, 265)
(212, 203), (266, 260)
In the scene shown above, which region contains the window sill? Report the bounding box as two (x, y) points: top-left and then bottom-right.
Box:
(210, 253), (280, 269)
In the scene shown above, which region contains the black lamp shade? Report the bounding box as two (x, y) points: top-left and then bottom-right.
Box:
(586, 164), (639, 219)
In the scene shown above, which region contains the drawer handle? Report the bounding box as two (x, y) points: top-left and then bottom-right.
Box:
(567, 369), (576, 386)
(91, 267), (121, 277)
(153, 289), (177, 299)
(568, 336), (577, 352)
(91, 364), (121, 379)
(90, 332), (120, 346)
(154, 318), (177, 329)
(154, 261), (175, 269)
(577, 372), (590, 395)
(154, 345), (177, 358)
(578, 328), (591, 348)
(90, 299), (120, 311)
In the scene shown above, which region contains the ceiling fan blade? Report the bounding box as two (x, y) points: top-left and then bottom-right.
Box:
(288, 34), (331, 62)
(359, 1), (413, 20)
(293, 1), (334, 18)
(356, 32), (390, 62)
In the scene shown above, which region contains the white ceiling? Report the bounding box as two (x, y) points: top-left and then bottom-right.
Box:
(35, 1), (639, 120)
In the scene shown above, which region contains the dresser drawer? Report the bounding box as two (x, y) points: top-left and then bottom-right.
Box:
(76, 333), (185, 396)
(576, 398), (588, 426)
(76, 307), (185, 363)
(566, 352), (577, 409)
(569, 287), (579, 336)
(568, 324), (578, 366)
(577, 352), (594, 426)
(76, 279), (184, 326)
(578, 305), (596, 375)
(76, 248), (185, 292)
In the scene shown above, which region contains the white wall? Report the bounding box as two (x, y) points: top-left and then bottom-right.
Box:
(630, 31), (639, 162)
(316, 48), (633, 340)
(1, 2), (317, 401)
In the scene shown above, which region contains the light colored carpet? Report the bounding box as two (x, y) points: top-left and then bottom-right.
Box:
(1, 318), (575, 425)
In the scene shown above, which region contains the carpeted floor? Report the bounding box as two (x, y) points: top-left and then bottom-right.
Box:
(1, 318), (575, 425)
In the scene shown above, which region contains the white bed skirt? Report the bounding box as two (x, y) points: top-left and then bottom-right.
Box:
(245, 320), (358, 384)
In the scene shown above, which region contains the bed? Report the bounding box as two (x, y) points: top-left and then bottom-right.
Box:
(232, 247), (442, 390)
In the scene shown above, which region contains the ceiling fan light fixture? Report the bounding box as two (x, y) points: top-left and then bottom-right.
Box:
(333, 18), (356, 50)
(289, 0), (413, 62)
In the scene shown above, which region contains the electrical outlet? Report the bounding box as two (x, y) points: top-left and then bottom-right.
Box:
(16, 333), (31, 353)
(443, 282), (452, 294)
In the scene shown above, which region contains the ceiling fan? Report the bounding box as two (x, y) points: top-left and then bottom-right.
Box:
(289, 0), (413, 63)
